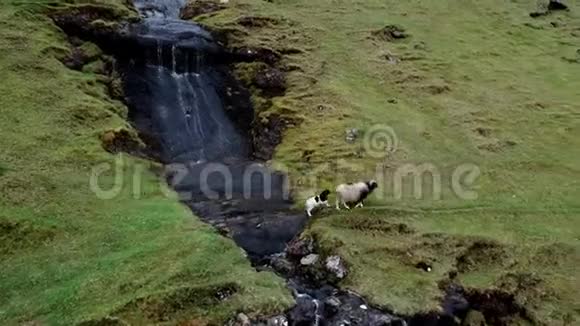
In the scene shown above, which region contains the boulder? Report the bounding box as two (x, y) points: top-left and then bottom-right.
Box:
(286, 236), (314, 258)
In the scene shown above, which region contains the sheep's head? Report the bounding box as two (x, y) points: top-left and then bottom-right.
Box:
(367, 180), (378, 191)
(319, 189), (331, 201)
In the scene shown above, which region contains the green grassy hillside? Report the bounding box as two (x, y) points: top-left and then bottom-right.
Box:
(198, 0), (580, 324)
(0, 1), (291, 325)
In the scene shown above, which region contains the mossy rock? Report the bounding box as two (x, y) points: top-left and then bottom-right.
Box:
(100, 127), (145, 155)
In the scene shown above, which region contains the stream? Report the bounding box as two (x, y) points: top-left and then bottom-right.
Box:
(118, 1), (462, 325)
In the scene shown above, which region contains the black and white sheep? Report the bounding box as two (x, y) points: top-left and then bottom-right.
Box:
(335, 180), (378, 210)
(305, 189), (331, 217)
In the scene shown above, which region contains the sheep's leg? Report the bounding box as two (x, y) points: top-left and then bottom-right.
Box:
(355, 202), (363, 208)
(325, 201), (330, 208)
(335, 198), (341, 210)
(306, 208), (312, 217)
(343, 201), (351, 210)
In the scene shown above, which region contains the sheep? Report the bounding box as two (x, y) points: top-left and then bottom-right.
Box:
(335, 180), (378, 210)
(305, 189), (331, 217)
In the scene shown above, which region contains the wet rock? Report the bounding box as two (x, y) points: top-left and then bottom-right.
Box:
(286, 236), (314, 258)
(345, 128), (359, 143)
(324, 296), (342, 316)
(300, 254), (320, 266)
(180, 0), (225, 20)
(236, 313), (251, 326)
(372, 25), (408, 42)
(267, 315), (288, 326)
(368, 314), (403, 326)
(253, 67), (286, 96)
(325, 255), (348, 279)
(287, 296), (317, 325)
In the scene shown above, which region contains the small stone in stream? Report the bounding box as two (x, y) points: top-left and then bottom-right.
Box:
(236, 313), (251, 326)
(345, 128), (359, 143)
(267, 315), (288, 326)
(326, 255), (348, 279)
(300, 254), (319, 266)
(324, 296), (342, 316)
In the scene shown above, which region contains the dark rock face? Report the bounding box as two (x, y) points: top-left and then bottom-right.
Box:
(252, 114), (286, 160)
(253, 67), (286, 96)
(49, 5), (133, 46)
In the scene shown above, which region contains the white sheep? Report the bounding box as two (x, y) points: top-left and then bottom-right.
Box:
(335, 180), (378, 210)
